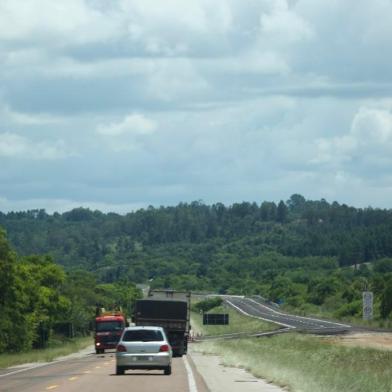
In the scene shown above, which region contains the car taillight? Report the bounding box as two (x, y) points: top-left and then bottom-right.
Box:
(159, 344), (170, 352)
(116, 345), (127, 352)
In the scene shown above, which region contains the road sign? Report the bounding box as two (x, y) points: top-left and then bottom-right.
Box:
(203, 313), (229, 325)
(362, 291), (373, 320)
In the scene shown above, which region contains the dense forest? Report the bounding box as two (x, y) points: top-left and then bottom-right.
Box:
(3, 194), (392, 268)
(1, 194), (392, 333)
(0, 229), (141, 353)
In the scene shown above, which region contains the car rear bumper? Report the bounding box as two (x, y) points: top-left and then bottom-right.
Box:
(116, 352), (171, 369)
(96, 343), (117, 349)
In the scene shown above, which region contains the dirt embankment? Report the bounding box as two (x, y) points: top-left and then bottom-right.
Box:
(327, 332), (392, 351)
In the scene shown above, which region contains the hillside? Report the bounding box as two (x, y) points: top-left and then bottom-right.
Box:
(1, 194), (392, 324)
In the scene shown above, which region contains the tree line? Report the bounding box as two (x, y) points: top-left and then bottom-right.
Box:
(2, 194), (392, 267)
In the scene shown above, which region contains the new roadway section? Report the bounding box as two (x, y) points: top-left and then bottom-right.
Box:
(225, 296), (351, 334)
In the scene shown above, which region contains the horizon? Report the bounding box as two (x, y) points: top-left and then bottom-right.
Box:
(0, 194), (388, 215)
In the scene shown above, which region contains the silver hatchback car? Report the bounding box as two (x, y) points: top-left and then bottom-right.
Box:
(116, 326), (172, 375)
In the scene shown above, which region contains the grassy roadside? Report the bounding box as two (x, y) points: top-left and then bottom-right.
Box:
(192, 331), (392, 392)
(191, 302), (392, 391)
(191, 304), (277, 337)
(0, 336), (92, 369)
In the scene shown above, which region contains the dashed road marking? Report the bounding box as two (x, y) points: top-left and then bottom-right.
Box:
(68, 376), (78, 381)
(46, 385), (59, 390)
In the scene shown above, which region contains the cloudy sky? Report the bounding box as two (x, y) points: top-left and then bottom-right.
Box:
(1, 0), (392, 213)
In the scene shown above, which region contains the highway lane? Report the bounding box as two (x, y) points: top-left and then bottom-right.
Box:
(0, 350), (207, 392)
(225, 296), (351, 334)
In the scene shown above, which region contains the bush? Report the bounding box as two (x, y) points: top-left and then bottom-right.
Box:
(192, 297), (223, 313)
(380, 280), (392, 318)
(334, 300), (361, 318)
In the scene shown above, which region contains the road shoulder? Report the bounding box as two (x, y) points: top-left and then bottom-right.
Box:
(189, 346), (285, 392)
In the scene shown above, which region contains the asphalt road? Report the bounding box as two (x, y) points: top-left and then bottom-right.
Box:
(225, 296), (351, 334)
(0, 350), (208, 392)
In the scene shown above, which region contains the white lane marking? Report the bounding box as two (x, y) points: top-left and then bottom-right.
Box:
(246, 298), (351, 328)
(0, 361), (62, 379)
(244, 299), (281, 314)
(183, 356), (198, 392)
(225, 300), (295, 329)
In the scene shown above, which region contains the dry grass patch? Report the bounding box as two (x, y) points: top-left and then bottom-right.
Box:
(325, 332), (392, 351)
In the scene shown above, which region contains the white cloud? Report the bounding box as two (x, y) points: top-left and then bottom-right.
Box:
(97, 113), (157, 136)
(120, 0), (233, 54)
(146, 59), (210, 101)
(0, 0), (233, 57)
(0, 0), (120, 45)
(0, 132), (70, 160)
(311, 104), (392, 168)
(202, 51), (290, 76)
(351, 106), (392, 145)
(0, 103), (62, 125)
(259, 0), (314, 43)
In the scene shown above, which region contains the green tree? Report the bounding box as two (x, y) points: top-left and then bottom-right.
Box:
(380, 278), (392, 319)
(19, 255), (70, 348)
(0, 230), (36, 351)
(277, 201), (288, 223)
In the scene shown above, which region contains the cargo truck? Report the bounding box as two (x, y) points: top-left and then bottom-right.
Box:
(94, 308), (126, 354)
(133, 290), (191, 357)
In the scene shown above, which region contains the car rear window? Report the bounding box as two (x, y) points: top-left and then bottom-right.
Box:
(123, 330), (164, 342)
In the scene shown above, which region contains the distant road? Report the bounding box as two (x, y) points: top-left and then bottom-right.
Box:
(225, 296), (351, 334)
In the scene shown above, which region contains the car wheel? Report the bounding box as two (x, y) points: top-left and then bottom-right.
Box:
(164, 366), (172, 375)
(116, 366), (125, 375)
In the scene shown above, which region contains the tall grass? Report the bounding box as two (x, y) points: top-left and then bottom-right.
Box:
(0, 336), (92, 369)
(193, 333), (392, 392)
(191, 305), (277, 337)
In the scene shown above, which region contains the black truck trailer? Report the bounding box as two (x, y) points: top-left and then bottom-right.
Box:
(133, 290), (191, 357)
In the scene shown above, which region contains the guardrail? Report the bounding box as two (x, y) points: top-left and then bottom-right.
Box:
(191, 327), (292, 342)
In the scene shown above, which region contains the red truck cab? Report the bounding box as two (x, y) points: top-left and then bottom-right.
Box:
(94, 312), (126, 354)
